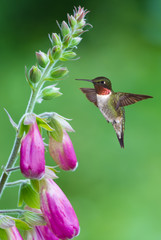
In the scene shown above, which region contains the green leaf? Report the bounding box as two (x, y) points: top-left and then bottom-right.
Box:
(25, 66), (34, 90)
(18, 120), (30, 138)
(30, 179), (40, 193)
(4, 108), (18, 130)
(0, 215), (15, 229)
(0, 229), (8, 240)
(19, 183), (40, 209)
(12, 218), (32, 231)
(23, 211), (46, 226)
(36, 116), (54, 131)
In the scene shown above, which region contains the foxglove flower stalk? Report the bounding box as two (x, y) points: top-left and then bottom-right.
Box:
(5, 226), (23, 240)
(20, 122), (45, 179)
(49, 130), (78, 171)
(40, 178), (80, 239)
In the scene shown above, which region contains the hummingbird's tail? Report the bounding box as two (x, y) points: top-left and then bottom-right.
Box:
(116, 131), (124, 148)
(113, 117), (125, 148)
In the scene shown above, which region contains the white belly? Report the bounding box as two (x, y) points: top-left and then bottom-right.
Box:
(97, 93), (113, 122)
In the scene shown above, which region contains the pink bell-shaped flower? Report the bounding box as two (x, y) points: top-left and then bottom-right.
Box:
(40, 178), (80, 239)
(5, 226), (23, 240)
(49, 130), (78, 171)
(20, 122), (45, 179)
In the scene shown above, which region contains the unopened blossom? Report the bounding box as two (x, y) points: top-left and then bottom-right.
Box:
(49, 130), (78, 171)
(20, 122), (45, 179)
(5, 226), (23, 240)
(40, 178), (80, 239)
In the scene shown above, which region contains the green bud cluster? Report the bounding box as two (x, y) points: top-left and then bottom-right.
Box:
(26, 6), (90, 94)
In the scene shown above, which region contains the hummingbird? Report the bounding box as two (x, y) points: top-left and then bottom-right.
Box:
(76, 77), (153, 148)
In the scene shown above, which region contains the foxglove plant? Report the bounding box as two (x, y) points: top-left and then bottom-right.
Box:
(0, 6), (91, 239)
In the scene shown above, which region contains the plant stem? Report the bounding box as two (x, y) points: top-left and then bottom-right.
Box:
(6, 180), (28, 187)
(0, 137), (21, 197)
(0, 61), (55, 198)
(0, 209), (25, 214)
(6, 166), (20, 172)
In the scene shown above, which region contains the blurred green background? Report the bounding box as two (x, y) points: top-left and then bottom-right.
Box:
(0, 0), (161, 239)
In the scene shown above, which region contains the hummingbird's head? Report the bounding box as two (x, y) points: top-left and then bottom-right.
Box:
(76, 76), (112, 95)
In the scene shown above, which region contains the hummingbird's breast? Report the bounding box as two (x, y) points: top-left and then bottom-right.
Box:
(96, 93), (118, 123)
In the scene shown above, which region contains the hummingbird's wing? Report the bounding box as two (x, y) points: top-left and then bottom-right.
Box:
(116, 92), (153, 109)
(80, 88), (98, 106)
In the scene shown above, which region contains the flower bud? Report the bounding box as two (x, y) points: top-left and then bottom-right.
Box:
(63, 34), (71, 48)
(74, 6), (88, 22)
(40, 179), (80, 239)
(61, 21), (70, 37)
(20, 122), (45, 179)
(29, 66), (41, 83)
(49, 130), (78, 171)
(36, 51), (49, 68)
(77, 19), (86, 28)
(40, 85), (62, 100)
(72, 29), (84, 37)
(50, 67), (68, 79)
(70, 15), (77, 28)
(69, 37), (82, 47)
(52, 33), (62, 46)
(5, 226), (23, 240)
(60, 51), (76, 61)
(52, 46), (62, 60)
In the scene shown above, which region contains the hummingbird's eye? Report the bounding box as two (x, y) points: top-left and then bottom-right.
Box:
(101, 81), (105, 84)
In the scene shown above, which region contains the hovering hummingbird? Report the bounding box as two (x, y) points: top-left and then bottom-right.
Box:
(76, 77), (153, 148)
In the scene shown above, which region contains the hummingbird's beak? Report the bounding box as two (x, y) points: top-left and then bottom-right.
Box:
(75, 79), (92, 82)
